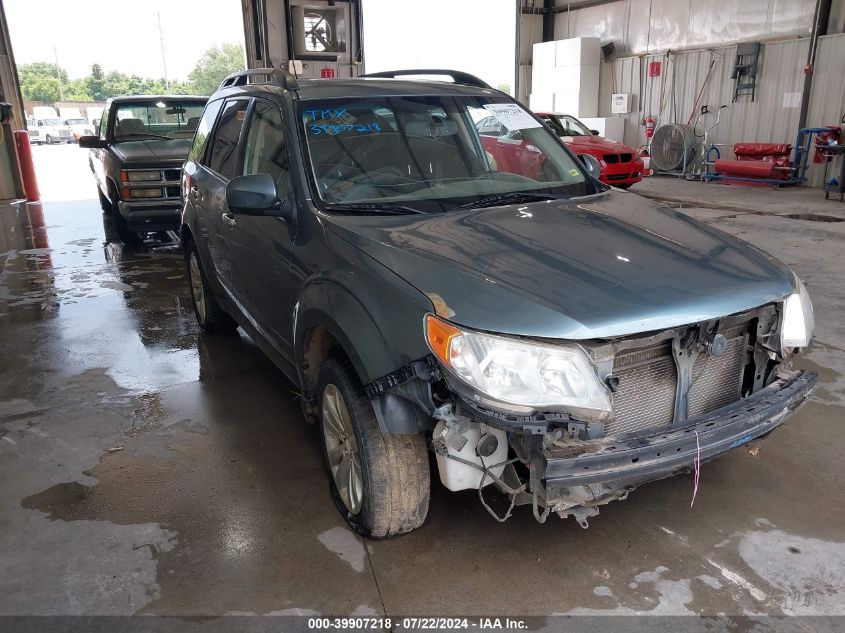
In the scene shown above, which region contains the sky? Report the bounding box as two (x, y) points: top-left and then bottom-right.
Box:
(5, 0), (246, 80)
(363, 0), (516, 91)
(5, 0), (516, 89)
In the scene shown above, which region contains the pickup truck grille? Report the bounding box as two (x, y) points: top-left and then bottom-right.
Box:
(608, 326), (748, 436)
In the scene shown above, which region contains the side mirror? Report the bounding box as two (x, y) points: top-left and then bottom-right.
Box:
(226, 173), (295, 223)
(578, 154), (602, 179)
(590, 129), (600, 135)
(78, 135), (104, 148)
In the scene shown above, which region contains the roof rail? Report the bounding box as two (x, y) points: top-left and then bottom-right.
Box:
(359, 69), (491, 89)
(218, 67), (300, 92)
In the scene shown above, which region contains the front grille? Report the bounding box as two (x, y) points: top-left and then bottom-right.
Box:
(607, 173), (631, 181)
(619, 153), (633, 163)
(603, 153), (619, 164)
(608, 328), (748, 436)
(59, 129), (71, 138)
(164, 169), (181, 181)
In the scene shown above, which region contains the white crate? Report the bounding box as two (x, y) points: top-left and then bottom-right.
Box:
(532, 65), (599, 96)
(532, 41), (557, 69)
(553, 91), (599, 118)
(579, 117), (626, 143)
(529, 92), (555, 113)
(555, 37), (601, 67)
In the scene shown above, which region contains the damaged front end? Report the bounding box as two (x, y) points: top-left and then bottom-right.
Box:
(367, 303), (817, 527)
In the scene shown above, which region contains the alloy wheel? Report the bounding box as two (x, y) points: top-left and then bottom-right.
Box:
(188, 252), (206, 323)
(322, 384), (364, 515)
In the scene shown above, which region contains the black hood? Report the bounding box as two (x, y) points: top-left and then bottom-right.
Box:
(112, 139), (192, 164)
(325, 190), (796, 340)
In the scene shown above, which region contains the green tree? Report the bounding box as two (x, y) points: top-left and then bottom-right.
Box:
(188, 43), (245, 95)
(19, 62), (68, 101)
(64, 79), (93, 101)
(87, 64), (106, 100)
(496, 83), (511, 95)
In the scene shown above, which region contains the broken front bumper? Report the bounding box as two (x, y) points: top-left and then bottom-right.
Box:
(543, 370), (816, 498)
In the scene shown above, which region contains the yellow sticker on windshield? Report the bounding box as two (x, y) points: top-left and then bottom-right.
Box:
(569, 169), (580, 177)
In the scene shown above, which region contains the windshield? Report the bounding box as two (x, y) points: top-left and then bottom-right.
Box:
(298, 95), (596, 213)
(66, 118), (86, 125)
(113, 100), (206, 141)
(42, 118), (62, 126)
(539, 113), (593, 137)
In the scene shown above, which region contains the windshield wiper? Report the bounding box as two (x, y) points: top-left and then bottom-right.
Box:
(322, 202), (424, 216)
(116, 132), (173, 141)
(452, 191), (566, 211)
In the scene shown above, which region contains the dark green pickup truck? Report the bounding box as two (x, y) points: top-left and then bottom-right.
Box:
(80, 95), (207, 243)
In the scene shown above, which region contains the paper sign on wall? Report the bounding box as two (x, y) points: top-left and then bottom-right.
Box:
(483, 103), (542, 131)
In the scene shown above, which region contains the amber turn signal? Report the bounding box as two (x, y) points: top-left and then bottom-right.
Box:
(424, 314), (462, 366)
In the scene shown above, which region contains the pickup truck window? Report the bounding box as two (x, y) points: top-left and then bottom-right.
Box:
(188, 99), (223, 164)
(207, 99), (250, 179)
(113, 100), (205, 141)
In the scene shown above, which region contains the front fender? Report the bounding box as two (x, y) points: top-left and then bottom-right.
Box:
(293, 241), (435, 433)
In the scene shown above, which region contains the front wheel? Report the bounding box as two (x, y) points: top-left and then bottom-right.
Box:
(45, 135), (53, 145)
(317, 358), (430, 538)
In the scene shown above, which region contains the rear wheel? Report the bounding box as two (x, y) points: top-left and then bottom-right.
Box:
(185, 238), (238, 334)
(317, 358), (430, 538)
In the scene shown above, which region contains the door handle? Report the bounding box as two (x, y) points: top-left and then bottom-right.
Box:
(222, 212), (237, 227)
(189, 186), (200, 197)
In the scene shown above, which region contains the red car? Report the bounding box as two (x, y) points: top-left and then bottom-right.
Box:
(538, 113), (644, 188)
(476, 112), (644, 189)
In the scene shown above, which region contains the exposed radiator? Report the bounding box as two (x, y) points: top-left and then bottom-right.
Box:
(608, 328), (748, 436)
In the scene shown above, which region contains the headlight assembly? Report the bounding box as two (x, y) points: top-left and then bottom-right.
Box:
(122, 170), (161, 182)
(781, 273), (815, 349)
(425, 314), (611, 415)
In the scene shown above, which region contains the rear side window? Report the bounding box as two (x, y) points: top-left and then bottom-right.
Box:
(206, 99), (250, 179)
(188, 99), (223, 163)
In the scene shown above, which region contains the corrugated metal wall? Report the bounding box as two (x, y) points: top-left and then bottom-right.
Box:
(599, 34), (845, 186)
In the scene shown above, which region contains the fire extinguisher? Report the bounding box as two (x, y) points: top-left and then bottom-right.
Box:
(645, 115), (655, 140)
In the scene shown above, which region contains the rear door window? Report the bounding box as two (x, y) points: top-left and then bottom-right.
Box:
(206, 99), (250, 179)
(188, 99), (224, 164)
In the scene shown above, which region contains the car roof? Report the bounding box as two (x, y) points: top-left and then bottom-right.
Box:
(215, 78), (501, 102)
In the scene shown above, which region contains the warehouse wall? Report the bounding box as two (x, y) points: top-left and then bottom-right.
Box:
(547, 0), (820, 55)
(598, 33), (845, 186)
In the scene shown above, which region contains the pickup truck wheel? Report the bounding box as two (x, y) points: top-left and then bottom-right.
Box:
(97, 187), (110, 212)
(318, 358), (430, 538)
(185, 239), (238, 334)
(45, 135), (53, 145)
(106, 185), (141, 245)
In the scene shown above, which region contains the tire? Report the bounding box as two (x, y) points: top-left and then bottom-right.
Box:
(184, 238), (238, 334)
(97, 186), (110, 212)
(107, 184), (141, 245)
(45, 135), (53, 145)
(317, 357), (430, 538)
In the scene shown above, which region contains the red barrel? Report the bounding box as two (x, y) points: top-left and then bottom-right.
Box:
(714, 159), (777, 179)
(13, 130), (40, 201)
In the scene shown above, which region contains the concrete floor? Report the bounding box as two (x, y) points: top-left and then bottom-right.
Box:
(1, 149), (845, 618)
